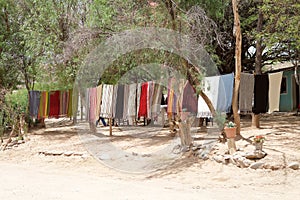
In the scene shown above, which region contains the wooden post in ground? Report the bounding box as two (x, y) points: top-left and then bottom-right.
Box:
(227, 138), (237, 154)
(109, 118), (112, 136)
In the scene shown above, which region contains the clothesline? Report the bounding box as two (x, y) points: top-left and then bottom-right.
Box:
(28, 72), (283, 125)
(29, 89), (73, 119)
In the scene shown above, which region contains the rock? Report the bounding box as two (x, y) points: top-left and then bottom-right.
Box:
(263, 163), (271, 169)
(182, 146), (190, 152)
(51, 151), (64, 156)
(213, 155), (224, 163)
(271, 165), (282, 170)
(192, 146), (198, 151)
(64, 151), (74, 156)
(98, 154), (110, 160)
(249, 162), (265, 170)
(245, 151), (266, 160)
(172, 145), (181, 154)
(242, 159), (253, 167)
(17, 140), (25, 144)
(288, 162), (299, 170)
(132, 152), (138, 156)
(141, 154), (151, 157)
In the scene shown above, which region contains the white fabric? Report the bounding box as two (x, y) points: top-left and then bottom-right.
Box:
(268, 72), (283, 113)
(100, 84), (114, 118)
(197, 76), (220, 117)
(127, 83), (137, 117)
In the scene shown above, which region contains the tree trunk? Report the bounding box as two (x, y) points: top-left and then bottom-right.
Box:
(252, 3), (264, 128)
(251, 113), (260, 128)
(232, 0), (242, 135)
(178, 116), (193, 147)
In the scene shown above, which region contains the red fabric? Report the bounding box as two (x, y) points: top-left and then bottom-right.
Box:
(49, 91), (60, 118)
(182, 81), (198, 113)
(138, 82), (148, 118)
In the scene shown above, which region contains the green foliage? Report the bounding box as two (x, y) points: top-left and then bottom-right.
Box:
(5, 89), (28, 115)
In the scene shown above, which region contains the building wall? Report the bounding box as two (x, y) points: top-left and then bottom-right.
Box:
(279, 70), (300, 112)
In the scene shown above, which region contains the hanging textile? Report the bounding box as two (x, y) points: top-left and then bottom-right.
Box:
(127, 83), (137, 117)
(136, 83), (142, 117)
(67, 89), (73, 117)
(151, 83), (162, 119)
(253, 74), (269, 114)
(29, 91), (41, 118)
(123, 84), (130, 119)
(59, 90), (69, 116)
(138, 82), (148, 118)
(112, 85), (118, 118)
(147, 81), (155, 119)
(49, 91), (60, 118)
(182, 81), (198, 114)
(88, 87), (97, 122)
(217, 73), (234, 113)
(38, 91), (49, 119)
(115, 85), (125, 119)
(197, 76), (220, 118)
(100, 84), (114, 118)
(85, 88), (90, 120)
(96, 85), (103, 118)
(167, 78), (178, 116)
(239, 73), (254, 113)
(268, 72), (283, 113)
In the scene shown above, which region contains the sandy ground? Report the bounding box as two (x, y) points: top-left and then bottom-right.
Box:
(0, 113), (300, 200)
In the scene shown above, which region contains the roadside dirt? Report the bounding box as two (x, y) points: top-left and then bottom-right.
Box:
(0, 113), (299, 199)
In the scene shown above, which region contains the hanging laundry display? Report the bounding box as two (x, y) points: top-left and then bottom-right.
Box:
(38, 91), (49, 119)
(49, 91), (60, 118)
(197, 75), (220, 118)
(167, 78), (178, 116)
(147, 81), (155, 119)
(217, 73), (234, 113)
(100, 84), (114, 118)
(127, 83), (137, 117)
(123, 84), (130, 119)
(96, 85), (103, 119)
(138, 82), (148, 118)
(59, 90), (69, 116)
(151, 83), (162, 119)
(88, 87), (97, 122)
(268, 72), (283, 113)
(136, 83), (142, 118)
(29, 91), (41, 119)
(67, 89), (73, 117)
(115, 85), (125, 119)
(253, 74), (269, 114)
(182, 81), (198, 114)
(239, 73), (254, 113)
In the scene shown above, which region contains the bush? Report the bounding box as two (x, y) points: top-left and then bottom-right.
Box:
(5, 89), (28, 114)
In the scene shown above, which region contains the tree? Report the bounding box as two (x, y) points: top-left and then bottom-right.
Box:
(231, 0), (242, 135)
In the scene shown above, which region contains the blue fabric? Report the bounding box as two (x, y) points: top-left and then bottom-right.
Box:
(217, 73), (234, 113)
(29, 91), (41, 118)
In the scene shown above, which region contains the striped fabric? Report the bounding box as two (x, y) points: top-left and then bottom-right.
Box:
(100, 84), (114, 118)
(96, 85), (103, 118)
(123, 84), (130, 119)
(127, 83), (137, 117)
(38, 91), (49, 119)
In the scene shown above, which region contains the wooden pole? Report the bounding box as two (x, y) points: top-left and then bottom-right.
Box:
(227, 138), (237, 154)
(109, 118), (112, 136)
(232, 0), (242, 135)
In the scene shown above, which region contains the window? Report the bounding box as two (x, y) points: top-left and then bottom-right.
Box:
(281, 76), (287, 94)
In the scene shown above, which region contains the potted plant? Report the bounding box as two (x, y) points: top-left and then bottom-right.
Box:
(253, 135), (265, 151)
(224, 121), (236, 138)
